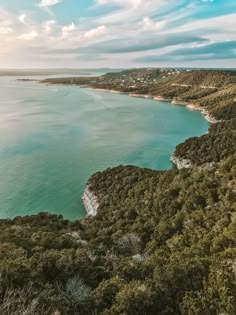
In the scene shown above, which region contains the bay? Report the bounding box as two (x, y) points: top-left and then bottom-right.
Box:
(0, 77), (209, 220)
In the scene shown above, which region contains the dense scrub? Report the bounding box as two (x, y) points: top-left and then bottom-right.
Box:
(0, 69), (235, 314)
(174, 119), (236, 165)
(0, 152), (235, 314)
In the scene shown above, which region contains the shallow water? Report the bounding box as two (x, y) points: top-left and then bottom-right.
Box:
(0, 77), (209, 220)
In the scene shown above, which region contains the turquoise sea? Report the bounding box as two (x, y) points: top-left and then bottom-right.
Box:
(0, 77), (209, 220)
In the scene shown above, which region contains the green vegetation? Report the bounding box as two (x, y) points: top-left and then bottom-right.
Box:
(174, 119), (236, 165)
(0, 153), (235, 314)
(0, 69), (235, 314)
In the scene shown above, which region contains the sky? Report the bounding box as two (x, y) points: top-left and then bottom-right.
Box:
(0, 0), (235, 68)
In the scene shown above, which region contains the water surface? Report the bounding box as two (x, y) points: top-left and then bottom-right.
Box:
(0, 77), (209, 219)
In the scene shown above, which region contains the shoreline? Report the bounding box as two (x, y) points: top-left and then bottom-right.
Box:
(80, 87), (216, 215)
(170, 154), (192, 169)
(38, 80), (220, 124)
(84, 86), (219, 124)
(186, 103), (219, 124)
(86, 87), (126, 95)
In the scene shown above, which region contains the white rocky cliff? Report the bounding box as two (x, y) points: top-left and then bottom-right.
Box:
(170, 154), (192, 169)
(82, 186), (99, 216)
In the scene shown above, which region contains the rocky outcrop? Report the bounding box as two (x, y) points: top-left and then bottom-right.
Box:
(170, 154), (192, 169)
(129, 93), (153, 99)
(153, 96), (172, 102)
(187, 104), (219, 124)
(171, 100), (189, 106)
(82, 186), (99, 216)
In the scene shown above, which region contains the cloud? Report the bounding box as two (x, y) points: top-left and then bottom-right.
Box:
(18, 14), (26, 24)
(0, 26), (12, 34)
(0, 8), (13, 37)
(174, 41), (236, 56)
(48, 31), (207, 63)
(96, 0), (142, 9)
(18, 31), (38, 40)
(43, 20), (56, 33)
(61, 22), (77, 38)
(84, 26), (107, 39)
(142, 17), (166, 31)
(81, 33), (207, 54)
(39, 0), (61, 7)
(96, 0), (169, 25)
(0, 0), (235, 68)
(136, 41), (236, 62)
(175, 13), (236, 34)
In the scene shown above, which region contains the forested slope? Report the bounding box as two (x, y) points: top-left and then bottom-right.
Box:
(173, 119), (236, 165)
(0, 154), (235, 314)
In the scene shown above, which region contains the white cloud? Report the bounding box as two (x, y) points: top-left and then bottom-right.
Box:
(18, 14), (26, 24)
(39, 0), (61, 7)
(61, 22), (77, 38)
(43, 20), (56, 33)
(96, 0), (142, 9)
(96, 0), (170, 25)
(142, 17), (166, 31)
(18, 31), (38, 40)
(175, 13), (236, 34)
(0, 26), (12, 34)
(84, 25), (107, 39)
(0, 0), (235, 68)
(0, 9), (14, 36)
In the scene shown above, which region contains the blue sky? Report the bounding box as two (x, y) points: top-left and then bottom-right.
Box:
(0, 0), (235, 68)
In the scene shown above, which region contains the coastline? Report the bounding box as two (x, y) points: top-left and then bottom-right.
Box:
(37, 82), (219, 212)
(186, 104), (219, 124)
(80, 87), (214, 214)
(86, 87), (126, 95)
(38, 81), (220, 125)
(170, 154), (192, 169)
(84, 86), (219, 124)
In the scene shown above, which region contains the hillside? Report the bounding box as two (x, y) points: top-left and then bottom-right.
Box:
(0, 69), (235, 314)
(172, 119), (236, 167)
(0, 156), (235, 314)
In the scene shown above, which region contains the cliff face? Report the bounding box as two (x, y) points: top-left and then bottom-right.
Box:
(170, 154), (192, 169)
(82, 186), (98, 216)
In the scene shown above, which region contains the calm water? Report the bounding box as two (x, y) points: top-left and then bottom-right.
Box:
(0, 77), (209, 220)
